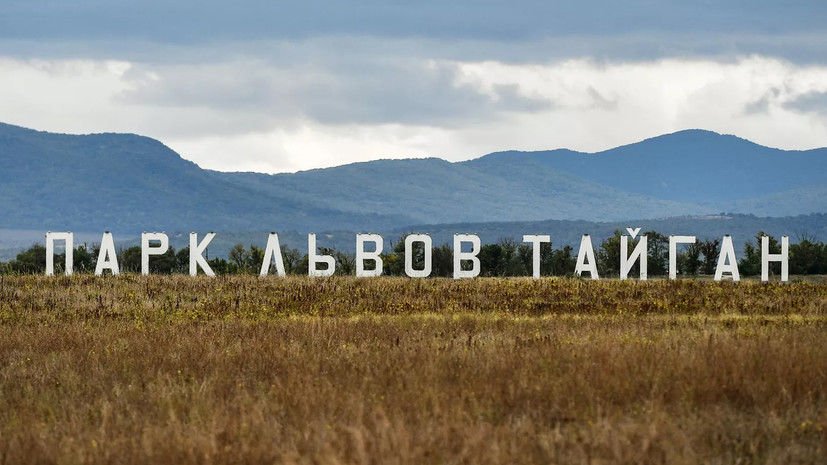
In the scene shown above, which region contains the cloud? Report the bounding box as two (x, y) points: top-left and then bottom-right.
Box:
(743, 88), (781, 115)
(785, 91), (827, 116)
(115, 56), (553, 129)
(2, 1), (825, 44)
(3, 55), (827, 175)
(2, 2), (827, 67)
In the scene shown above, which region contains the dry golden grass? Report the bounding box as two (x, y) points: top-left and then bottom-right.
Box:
(1, 275), (826, 464)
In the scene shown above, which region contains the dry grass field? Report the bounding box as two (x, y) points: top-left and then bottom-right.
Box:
(1, 275), (826, 464)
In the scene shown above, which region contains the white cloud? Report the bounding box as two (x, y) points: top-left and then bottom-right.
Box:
(2, 55), (827, 174)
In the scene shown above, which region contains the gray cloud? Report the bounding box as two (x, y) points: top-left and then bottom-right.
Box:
(784, 91), (827, 116)
(116, 57), (553, 130)
(2, 1), (825, 42)
(587, 86), (618, 111)
(1, 2), (827, 65)
(743, 88), (781, 115)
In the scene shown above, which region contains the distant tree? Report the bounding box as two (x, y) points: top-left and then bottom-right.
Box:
(550, 245), (576, 276)
(700, 239), (720, 275)
(739, 232), (781, 277)
(206, 257), (231, 275)
(280, 245), (304, 275)
(174, 247), (190, 274)
(73, 244), (96, 273)
(149, 247), (176, 274)
(678, 242), (703, 276)
(331, 249), (356, 276)
(479, 243), (505, 276)
(228, 244), (250, 271)
(496, 237), (527, 276)
(644, 231), (668, 276)
(119, 246), (142, 273)
(597, 230), (623, 277)
(790, 233), (826, 275)
(249, 245), (265, 273)
(7, 244), (48, 274)
(431, 243), (453, 277)
(383, 235), (407, 276)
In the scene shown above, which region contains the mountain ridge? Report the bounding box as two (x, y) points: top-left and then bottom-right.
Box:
(0, 122), (824, 237)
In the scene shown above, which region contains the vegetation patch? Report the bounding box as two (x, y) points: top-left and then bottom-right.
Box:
(1, 276), (826, 464)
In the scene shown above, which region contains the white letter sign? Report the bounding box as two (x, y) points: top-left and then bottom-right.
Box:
(141, 232), (169, 276)
(260, 233), (286, 276)
(453, 234), (481, 279)
(668, 235), (696, 280)
(356, 234), (384, 277)
(762, 235), (789, 282)
(190, 232), (216, 277)
(405, 234), (432, 278)
(95, 232), (119, 276)
(523, 234), (550, 279)
(45, 231), (73, 276)
(308, 233), (335, 277)
(714, 235), (740, 282)
(575, 234), (599, 279)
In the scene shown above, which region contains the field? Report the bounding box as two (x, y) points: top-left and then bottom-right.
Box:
(1, 276), (826, 464)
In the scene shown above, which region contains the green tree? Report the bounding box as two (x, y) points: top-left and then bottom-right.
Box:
(431, 243), (453, 277)
(789, 233), (826, 275)
(739, 232), (781, 277)
(644, 231), (668, 276)
(7, 244), (48, 274)
(280, 245), (304, 275)
(597, 230), (623, 277)
(228, 244), (250, 272)
(550, 245), (576, 276)
(73, 244), (95, 273)
(479, 243), (505, 276)
(678, 242), (703, 276)
(700, 239), (720, 275)
(119, 246), (142, 274)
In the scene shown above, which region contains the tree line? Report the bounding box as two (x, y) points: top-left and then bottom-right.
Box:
(2, 231), (826, 277)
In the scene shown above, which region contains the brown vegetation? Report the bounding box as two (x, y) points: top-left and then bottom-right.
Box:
(1, 276), (826, 464)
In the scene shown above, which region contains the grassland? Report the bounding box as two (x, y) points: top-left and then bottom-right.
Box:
(1, 275), (826, 464)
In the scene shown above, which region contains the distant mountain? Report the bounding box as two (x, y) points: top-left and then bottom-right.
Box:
(211, 156), (706, 225)
(482, 130), (827, 204)
(0, 123), (825, 238)
(0, 122), (408, 232)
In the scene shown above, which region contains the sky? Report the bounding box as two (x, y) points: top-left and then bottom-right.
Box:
(2, 1), (827, 173)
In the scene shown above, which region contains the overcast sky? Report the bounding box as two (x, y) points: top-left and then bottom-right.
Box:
(2, 1), (827, 173)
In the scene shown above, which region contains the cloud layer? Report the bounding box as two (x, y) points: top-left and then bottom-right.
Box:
(1, 3), (827, 172)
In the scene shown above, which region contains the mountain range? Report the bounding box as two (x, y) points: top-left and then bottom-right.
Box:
(1, 122), (825, 244)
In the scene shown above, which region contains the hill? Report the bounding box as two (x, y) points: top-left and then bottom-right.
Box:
(0, 122), (825, 244)
(481, 130), (827, 204)
(0, 122), (407, 232)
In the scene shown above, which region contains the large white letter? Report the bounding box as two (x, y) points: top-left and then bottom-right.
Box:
(190, 232), (216, 277)
(575, 234), (599, 279)
(356, 234), (384, 277)
(405, 234), (432, 278)
(95, 232), (119, 276)
(620, 235), (647, 280)
(669, 235), (696, 280)
(45, 232), (73, 276)
(522, 235), (550, 279)
(141, 232), (169, 276)
(308, 233), (335, 277)
(762, 235), (789, 282)
(453, 234), (481, 279)
(260, 233), (286, 276)
(714, 236), (740, 282)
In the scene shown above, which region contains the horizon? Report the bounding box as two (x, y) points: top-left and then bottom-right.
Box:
(4, 120), (825, 175)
